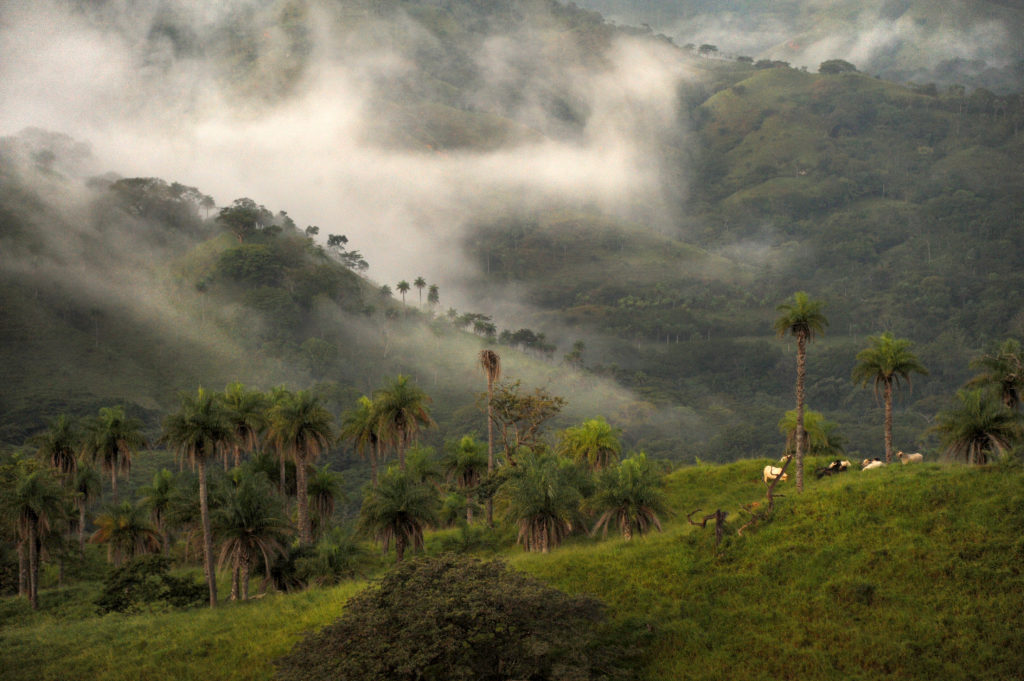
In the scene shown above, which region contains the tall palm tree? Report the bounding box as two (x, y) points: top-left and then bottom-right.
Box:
(71, 465), (102, 553)
(588, 453), (666, 540)
(427, 284), (439, 311)
(852, 332), (928, 462)
(216, 468), (290, 600)
(396, 280), (410, 305)
(933, 388), (1023, 464)
(413, 276), (426, 306)
(267, 386), (295, 498)
(479, 349), (501, 525)
(967, 339), (1024, 411)
(220, 382), (269, 469)
(442, 435), (488, 524)
(29, 414), (79, 482)
(358, 466), (437, 562)
(773, 291), (828, 492)
(138, 469), (176, 554)
(90, 501), (161, 567)
(374, 375), (435, 470)
(307, 464), (342, 541)
(267, 390), (334, 545)
(339, 395), (383, 486)
(162, 387), (237, 607)
(5, 464), (66, 609)
(556, 417), (623, 471)
(81, 406), (146, 503)
(501, 449), (581, 554)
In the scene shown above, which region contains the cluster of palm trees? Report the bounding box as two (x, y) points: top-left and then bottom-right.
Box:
(775, 292), (1023, 491)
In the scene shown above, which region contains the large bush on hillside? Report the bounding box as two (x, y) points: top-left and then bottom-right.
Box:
(95, 554), (206, 613)
(275, 555), (634, 681)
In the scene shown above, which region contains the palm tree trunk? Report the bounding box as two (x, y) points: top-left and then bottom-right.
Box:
(371, 440), (380, 487)
(18, 541), (27, 597)
(795, 333), (807, 493)
(197, 461), (218, 608)
(78, 503), (87, 554)
(396, 535), (406, 563)
(111, 468), (118, 504)
(466, 492), (474, 525)
(296, 458), (311, 545)
(231, 562), (240, 601)
(28, 519), (39, 610)
(279, 451), (287, 498)
(486, 381), (495, 527)
(884, 381), (894, 462)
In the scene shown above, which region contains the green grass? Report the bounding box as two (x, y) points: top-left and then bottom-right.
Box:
(4, 459), (1023, 680)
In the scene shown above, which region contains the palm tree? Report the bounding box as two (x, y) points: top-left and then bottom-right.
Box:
(267, 386), (295, 498)
(374, 375), (435, 470)
(933, 388), (1023, 464)
(852, 332), (928, 462)
(216, 468), (290, 600)
(427, 284), (439, 310)
(479, 349), (501, 525)
(413, 276), (426, 306)
(81, 406), (146, 503)
(778, 409), (845, 458)
(773, 292), (828, 492)
(267, 390), (334, 545)
(220, 382), (269, 469)
(5, 464), (65, 609)
(138, 469), (176, 554)
(90, 501), (161, 567)
(967, 339), (1024, 410)
(442, 435), (488, 524)
(162, 387), (237, 607)
(556, 417), (622, 470)
(29, 414), (79, 482)
(501, 449), (581, 553)
(339, 395), (384, 486)
(358, 466), (438, 562)
(396, 280), (410, 304)
(70, 465), (102, 553)
(588, 453), (666, 540)
(307, 464), (342, 540)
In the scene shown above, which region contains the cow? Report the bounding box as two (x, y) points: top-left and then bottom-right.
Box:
(861, 458), (885, 470)
(815, 459), (850, 479)
(763, 465), (789, 485)
(896, 451), (923, 464)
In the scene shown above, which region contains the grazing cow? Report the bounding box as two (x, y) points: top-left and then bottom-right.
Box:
(896, 451), (923, 464)
(779, 454), (793, 463)
(763, 465), (789, 485)
(861, 458), (885, 471)
(815, 459), (850, 479)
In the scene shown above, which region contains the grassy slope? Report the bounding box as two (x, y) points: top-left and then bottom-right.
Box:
(4, 459), (1023, 680)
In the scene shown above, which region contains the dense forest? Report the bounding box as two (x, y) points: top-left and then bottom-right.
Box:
(2, 0), (1024, 678)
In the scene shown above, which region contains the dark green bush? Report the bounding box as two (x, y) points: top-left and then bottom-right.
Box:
(95, 555), (205, 613)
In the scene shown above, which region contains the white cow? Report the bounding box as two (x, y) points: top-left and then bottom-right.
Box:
(861, 458), (886, 471)
(763, 465), (789, 484)
(896, 451), (923, 464)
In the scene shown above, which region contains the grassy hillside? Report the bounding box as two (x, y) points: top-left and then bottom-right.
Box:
(4, 459), (1022, 680)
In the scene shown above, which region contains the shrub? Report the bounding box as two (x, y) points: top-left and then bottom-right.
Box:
(95, 555), (206, 613)
(275, 555), (632, 681)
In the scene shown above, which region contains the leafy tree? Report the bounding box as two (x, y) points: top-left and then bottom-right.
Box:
(819, 59), (858, 74)
(138, 469), (176, 554)
(852, 333), (928, 461)
(557, 417), (622, 471)
(588, 453), (666, 541)
(95, 554), (205, 613)
(90, 501), (161, 567)
(215, 197), (274, 243)
(300, 337), (339, 381)
(777, 409), (845, 458)
(358, 466), (438, 562)
(396, 280), (410, 304)
(71, 465), (102, 553)
(340, 395), (384, 486)
(275, 555), (628, 681)
(29, 414), (79, 482)
(442, 435), (488, 524)
(81, 406), (146, 503)
(967, 339), (1024, 410)
(501, 449), (581, 553)
(773, 292), (828, 492)
(489, 380), (566, 463)
(479, 349), (501, 525)
(216, 467), (290, 600)
(374, 375), (435, 470)
(427, 284), (439, 309)
(3, 463), (65, 609)
(268, 390), (333, 545)
(162, 387), (238, 607)
(933, 389), (1023, 464)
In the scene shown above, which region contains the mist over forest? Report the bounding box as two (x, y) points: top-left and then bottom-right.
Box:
(2, 0), (1023, 464)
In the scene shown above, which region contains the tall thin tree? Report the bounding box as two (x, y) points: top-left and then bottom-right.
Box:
(773, 292), (828, 492)
(374, 375), (434, 471)
(479, 350), (501, 526)
(81, 406), (145, 503)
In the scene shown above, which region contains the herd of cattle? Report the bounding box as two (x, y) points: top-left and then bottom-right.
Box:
(762, 451), (924, 485)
